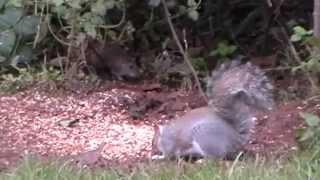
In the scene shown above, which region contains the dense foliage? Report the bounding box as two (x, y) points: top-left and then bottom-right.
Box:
(0, 0), (318, 93)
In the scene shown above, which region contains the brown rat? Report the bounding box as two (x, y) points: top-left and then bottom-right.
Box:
(86, 39), (140, 81)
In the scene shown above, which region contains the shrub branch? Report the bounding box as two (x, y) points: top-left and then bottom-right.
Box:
(161, 0), (207, 102)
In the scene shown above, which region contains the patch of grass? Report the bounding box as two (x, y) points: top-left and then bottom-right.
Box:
(1, 155), (319, 180)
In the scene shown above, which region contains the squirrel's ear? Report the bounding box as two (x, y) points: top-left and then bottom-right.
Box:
(234, 90), (250, 103)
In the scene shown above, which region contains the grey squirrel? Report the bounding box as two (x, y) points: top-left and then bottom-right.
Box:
(151, 59), (274, 161)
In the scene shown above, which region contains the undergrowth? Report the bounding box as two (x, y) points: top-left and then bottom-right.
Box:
(0, 65), (101, 93)
(0, 66), (63, 93)
(0, 155), (319, 180)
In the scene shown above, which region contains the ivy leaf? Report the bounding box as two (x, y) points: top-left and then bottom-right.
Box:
(187, 0), (197, 7)
(69, 0), (82, 9)
(80, 12), (103, 37)
(81, 13), (98, 38)
(0, 30), (16, 58)
(84, 23), (97, 38)
(91, 0), (108, 16)
(291, 26), (313, 42)
(188, 9), (199, 21)
(0, 7), (23, 31)
(6, 0), (23, 7)
(105, 0), (115, 10)
(14, 15), (40, 40)
(209, 41), (237, 57)
(290, 34), (302, 42)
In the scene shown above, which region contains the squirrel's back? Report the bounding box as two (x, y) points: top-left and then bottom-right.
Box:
(151, 59), (274, 161)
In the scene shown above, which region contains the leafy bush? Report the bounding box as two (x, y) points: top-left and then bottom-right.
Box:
(296, 112), (320, 159)
(0, 1), (42, 69)
(290, 26), (320, 92)
(0, 66), (62, 92)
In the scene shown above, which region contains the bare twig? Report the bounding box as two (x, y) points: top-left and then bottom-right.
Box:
(161, 0), (208, 102)
(264, 66), (292, 72)
(47, 15), (72, 47)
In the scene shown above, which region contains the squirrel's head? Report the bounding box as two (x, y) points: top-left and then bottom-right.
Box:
(151, 125), (177, 160)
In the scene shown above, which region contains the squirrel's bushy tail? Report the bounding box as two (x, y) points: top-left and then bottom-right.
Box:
(206, 59), (274, 143)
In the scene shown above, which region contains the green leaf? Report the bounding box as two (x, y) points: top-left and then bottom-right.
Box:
(217, 43), (229, 56)
(306, 30), (313, 35)
(293, 26), (308, 36)
(300, 112), (320, 127)
(83, 21), (97, 38)
(105, 0), (115, 10)
(0, 7), (23, 31)
(178, 5), (187, 14)
(91, 0), (109, 16)
(291, 26), (313, 42)
(6, 0), (23, 7)
(290, 34), (301, 42)
(69, 0), (82, 9)
(52, 5), (68, 21)
(187, 0), (197, 7)
(14, 15), (40, 40)
(0, 30), (16, 57)
(209, 41), (237, 57)
(188, 9), (199, 21)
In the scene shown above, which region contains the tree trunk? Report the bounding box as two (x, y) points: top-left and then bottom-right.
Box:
(314, 0), (320, 37)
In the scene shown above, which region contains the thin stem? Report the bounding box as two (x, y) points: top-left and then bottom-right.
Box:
(161, 0), (207, 102)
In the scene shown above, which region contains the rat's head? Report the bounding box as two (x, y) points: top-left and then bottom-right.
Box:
(112, 58), (140, 81)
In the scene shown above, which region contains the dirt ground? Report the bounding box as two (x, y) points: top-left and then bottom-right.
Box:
(0, 81), (319, 170)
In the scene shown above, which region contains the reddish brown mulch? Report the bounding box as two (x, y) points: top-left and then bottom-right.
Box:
(0, 81), (319, 170)
(247, 101), (311, 158)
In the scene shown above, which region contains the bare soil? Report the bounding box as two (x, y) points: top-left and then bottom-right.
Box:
(0, 81), (319, 170)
